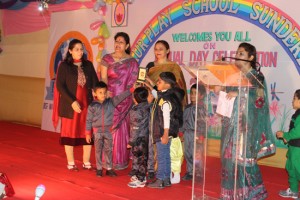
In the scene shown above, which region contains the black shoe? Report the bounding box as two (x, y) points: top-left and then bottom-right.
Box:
(147, 179), (164, 189)
(96, 169), (103, 177)
(163, 178), (171, 187)
(148, 172), (155, 179)
(182, 173), (193, 181)
(106, 169), (117, 177)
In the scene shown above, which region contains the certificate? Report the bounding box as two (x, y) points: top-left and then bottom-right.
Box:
(137, 67), (146, 83)
(216, 91), (235, 118)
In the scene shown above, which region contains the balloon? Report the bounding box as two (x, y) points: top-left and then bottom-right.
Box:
(90, 20), (103, 31)
(101, 23), (110, 39)
(97, 0), (106, 6)
(91, 36), (105, 45)
(100, 5), (107, 15)
(91, 37), (99, 45)
(93, 0), (106, 12)
(98, 26), (103, 36)
(98, 42), (105, 50)
(93, 2), (100, 12)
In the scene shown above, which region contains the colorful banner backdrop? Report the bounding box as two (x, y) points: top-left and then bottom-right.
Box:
(41, 1), (299, 150)
(131, 0), (300, 74)
(41, 9), (101, 132)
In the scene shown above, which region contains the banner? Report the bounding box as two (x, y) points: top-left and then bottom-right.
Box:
(42, 1), (300, 149)
(41, 9), (99, 132)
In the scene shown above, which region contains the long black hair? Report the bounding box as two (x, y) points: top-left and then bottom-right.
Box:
(64, 39), (86, 64)
(114, 32), (131, 54)
(238, 42), (258, 71)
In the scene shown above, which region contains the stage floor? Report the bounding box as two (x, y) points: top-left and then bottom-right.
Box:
(0, 121), (290, 200)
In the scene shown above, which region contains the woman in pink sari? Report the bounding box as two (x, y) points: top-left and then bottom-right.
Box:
(100, 32), (138, 170)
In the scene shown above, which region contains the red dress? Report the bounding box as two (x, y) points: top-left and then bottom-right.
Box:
(53, 61), (95, 146)
(60, 84), (89, 146)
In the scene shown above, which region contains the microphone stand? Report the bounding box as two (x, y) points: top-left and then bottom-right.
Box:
(221, 56), (261, 72)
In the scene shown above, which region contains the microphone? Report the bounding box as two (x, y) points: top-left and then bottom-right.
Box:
(221, 56), (261, 71)
(35, 184), (46, 200)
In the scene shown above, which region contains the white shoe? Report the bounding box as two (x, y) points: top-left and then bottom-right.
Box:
(279, 188), (298, 199)
(128, 180), (146, 188)
(171, 172), (180, 184)
(130, 175), (146, 183)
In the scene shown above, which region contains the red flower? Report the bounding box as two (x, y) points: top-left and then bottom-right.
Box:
(255, 97), (265, 109)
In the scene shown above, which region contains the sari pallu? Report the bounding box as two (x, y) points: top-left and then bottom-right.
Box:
(101, 54), (138, 169)
(220, 69), (275, 200)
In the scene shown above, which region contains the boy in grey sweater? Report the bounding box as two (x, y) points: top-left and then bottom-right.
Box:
(85, 81), (132, 177)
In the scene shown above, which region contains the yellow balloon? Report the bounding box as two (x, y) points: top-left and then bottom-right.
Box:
(98, 27), (103, 36)
(101, 23), (110, 39)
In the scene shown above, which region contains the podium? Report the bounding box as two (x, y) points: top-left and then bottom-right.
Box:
(184, 61), (257, 200)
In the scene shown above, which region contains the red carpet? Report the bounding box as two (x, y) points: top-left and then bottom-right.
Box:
(0, 121), (290, 200)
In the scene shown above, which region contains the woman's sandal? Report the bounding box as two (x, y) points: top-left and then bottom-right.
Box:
(67, 165), (79, 172)
(82, 163), (96, 171)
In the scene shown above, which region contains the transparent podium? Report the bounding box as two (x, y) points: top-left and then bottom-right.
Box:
(183, 61), (256, 200)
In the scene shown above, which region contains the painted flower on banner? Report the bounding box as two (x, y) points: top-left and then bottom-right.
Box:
(114, 2), (125, 25)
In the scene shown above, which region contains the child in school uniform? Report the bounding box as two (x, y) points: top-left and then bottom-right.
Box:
(182, 84), (207, 181)
(277, 89), (300, 199)
(147, 72), (184, 189)
(146, 88), (156, 181)
(127, 87), (151, 188)
(85, 81), (132, 177)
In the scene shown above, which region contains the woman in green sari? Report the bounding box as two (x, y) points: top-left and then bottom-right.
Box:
(220, 43), (275, 200)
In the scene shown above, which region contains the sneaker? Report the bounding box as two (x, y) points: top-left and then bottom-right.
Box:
(147, 179), (164, 189)
(131, 175), (146, 183)
(279, 188), (298, 199)
(128, 180), (146, 188)
(67, 165), (79, 172)
(182, 173), (193, 181)
(106, 169), (117, 177)
(96, 169), (103, 177)
(130, 175), (138, 182)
